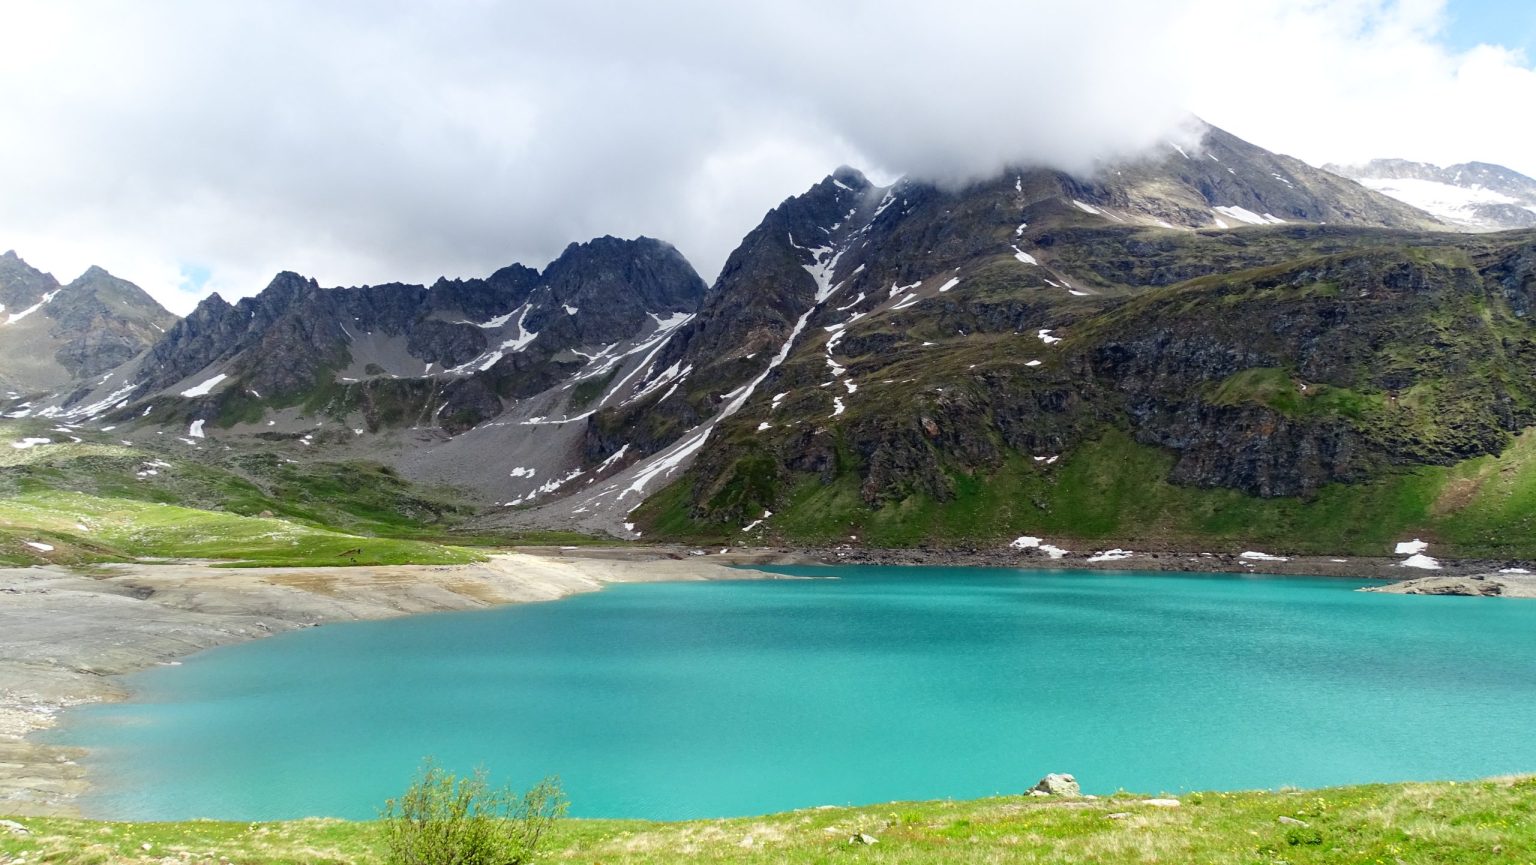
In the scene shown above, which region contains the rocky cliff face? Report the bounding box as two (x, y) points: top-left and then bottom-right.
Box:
(0, 252), (176, 395)
(97, 236), (706, 429)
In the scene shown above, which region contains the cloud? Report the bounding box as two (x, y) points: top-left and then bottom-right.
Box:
(1177, 0), (1536, 175)
(0, 0), (1531, 314)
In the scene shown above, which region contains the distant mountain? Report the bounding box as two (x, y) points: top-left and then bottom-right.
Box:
(0, 252), (177, 395)
(1325, 158), (1536, 231)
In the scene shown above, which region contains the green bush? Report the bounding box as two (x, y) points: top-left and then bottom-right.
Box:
(382, 761), (566, 865)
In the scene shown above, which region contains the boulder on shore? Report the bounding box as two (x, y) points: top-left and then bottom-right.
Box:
(1029, 773), (1081, 797)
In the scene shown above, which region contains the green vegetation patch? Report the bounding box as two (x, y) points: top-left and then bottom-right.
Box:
(5, 776), (1533, 864)
(0, 490), (484, 567)
(647, 426), (1536, 557)
(1207, 367), (1381, 420)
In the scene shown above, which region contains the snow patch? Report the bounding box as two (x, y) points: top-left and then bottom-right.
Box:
(1213, 205), (1286, 226)
(597, 445), (631, 472)
(179, 373), (229, 398)
(1239, 551), (1289, 562)
(2, 289), (61, 325)
(1400, 554), (1441, 570)
(1394, 539), (1429, 555)
(187, 420), (206, 438)
(1036, 328), (1061, 345)
(1357, 176), (1522, 226)
(1072, 200), (1102, 215)
(472, 309), (520, 328)
(1009, 536), (1069, 558)
(937, 277), (961, 293)
(1087, 549), (1135, 562)
(1011, 246), (1038, 265)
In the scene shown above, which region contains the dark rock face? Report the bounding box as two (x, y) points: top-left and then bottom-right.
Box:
(586, 168), (882, 466)
(138, 272), (335, 397)
(0, 250), (58, 311)
(127, 236), (706, 431)
(48, 267), (180, 378)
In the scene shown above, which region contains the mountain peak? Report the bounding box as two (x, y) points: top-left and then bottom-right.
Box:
(828, 165), (870, 191)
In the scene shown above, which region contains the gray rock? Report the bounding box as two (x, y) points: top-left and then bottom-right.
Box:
(1278, 815), (1310, 826)
(1029, 773), (1081, 797)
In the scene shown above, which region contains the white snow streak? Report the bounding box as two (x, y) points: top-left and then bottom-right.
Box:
(179, 373), (228, 398)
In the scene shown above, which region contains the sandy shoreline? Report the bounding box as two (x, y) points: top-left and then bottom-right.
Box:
(0, 548), (753, 817)
(3, 544), (1531, 817)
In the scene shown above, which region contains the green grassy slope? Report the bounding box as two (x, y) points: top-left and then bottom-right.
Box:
(640, 426), (1536, 558)
(5, 777), (1532, 864)
(0, 420), (495, 566)
(0, 490), (484, 567)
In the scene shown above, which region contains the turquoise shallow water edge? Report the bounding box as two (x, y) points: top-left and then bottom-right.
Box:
(53, 565), (1536, 821)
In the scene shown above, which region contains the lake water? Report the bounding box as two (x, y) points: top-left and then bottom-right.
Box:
(56, 565), (1536, 821)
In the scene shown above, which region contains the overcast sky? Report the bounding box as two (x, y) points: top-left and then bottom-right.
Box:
(2, 0), (1534, 314)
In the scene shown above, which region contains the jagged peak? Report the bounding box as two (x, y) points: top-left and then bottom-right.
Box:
(553, 234), (676, 260)
(829, 165), (870, 191)
(191, 291), (231, 312)
(268, 270), (318, 286)
(544, 235), (697, 282)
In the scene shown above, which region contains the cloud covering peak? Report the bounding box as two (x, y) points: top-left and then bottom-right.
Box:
(0, 1), (1532, 312)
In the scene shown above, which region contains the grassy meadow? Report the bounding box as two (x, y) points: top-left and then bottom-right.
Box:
(3, 776), (1532, 864)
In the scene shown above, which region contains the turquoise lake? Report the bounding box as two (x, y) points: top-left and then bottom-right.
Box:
(57, 565), (1536, 821)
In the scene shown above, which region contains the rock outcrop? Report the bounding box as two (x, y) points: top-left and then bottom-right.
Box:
(1029, 773), (1081, 797)
(0, 252), (176, 395)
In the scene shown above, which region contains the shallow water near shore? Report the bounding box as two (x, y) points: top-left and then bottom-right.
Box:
(55, 565), (1536, 821)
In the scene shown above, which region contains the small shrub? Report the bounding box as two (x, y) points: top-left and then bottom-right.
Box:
(382, 761), (566, 865)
